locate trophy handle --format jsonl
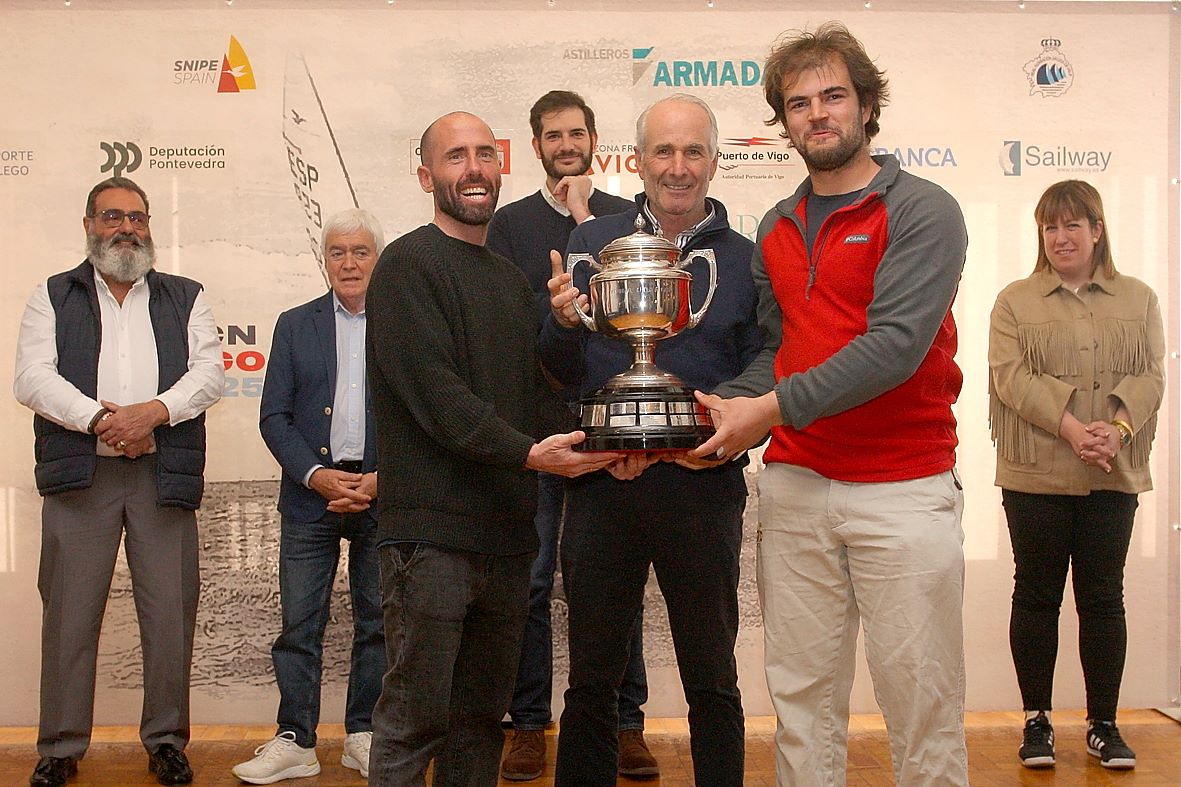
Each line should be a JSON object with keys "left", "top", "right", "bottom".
{"left": 683, "top": 249, "right": 717, "bottom": 329}
{"left": 565, "top": 253, "right": 598, "bottom": 331}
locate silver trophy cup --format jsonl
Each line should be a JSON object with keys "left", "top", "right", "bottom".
{"left": 567, "top": 215, "right": 718, "bottom": 451}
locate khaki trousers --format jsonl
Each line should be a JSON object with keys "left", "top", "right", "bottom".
{"left": 757, "top": 463, "right": 968, "bottom": 787}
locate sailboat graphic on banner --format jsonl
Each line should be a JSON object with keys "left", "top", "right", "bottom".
{"left": 283, "top": 54, "right": 358, "bottom": 286}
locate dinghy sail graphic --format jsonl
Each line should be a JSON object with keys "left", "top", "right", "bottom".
{"left": 283, "top": 54, "right": 358, "bottom": 285}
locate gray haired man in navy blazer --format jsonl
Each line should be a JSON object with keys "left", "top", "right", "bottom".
{"left": 233, "top": 209, "right": 386, "bottom": 785}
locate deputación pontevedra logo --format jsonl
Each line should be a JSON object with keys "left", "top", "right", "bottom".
{"left": 100, "top": 141, "right": 142, "bottom": 177}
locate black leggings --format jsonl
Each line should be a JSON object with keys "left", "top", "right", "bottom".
{"left": 1002, "top": 489, "right": 1138, "bottom": 720}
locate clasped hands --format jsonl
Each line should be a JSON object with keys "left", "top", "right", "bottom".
{"left": 1076, "top": 421, "right": 1123, "bottom": 473}
{"left": 310, "top": 468, "right": 378, "bottom": 513}
{"left": 92, "top": 399, "right": 169, "bottom": 458}
{"left": 1062, "top": 418, "right": 1122, "bottom": 473}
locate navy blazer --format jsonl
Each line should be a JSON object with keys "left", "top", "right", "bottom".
{"left": 260, "top": 291, "right": 377, "bottom": 523}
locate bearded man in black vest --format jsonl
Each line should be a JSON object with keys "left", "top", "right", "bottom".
{"left": 14, "top": 176, "right": 224, "bottom": 787}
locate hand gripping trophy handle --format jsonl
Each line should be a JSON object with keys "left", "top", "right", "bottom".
{"left": 682, "top": 249, "right": 717, "bottom": 329}
{"left": 566, "top": 253, "right": 600, "bottom": 331}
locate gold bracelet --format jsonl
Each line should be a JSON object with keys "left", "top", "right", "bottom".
{"left": 1112, "top": 419, "right": 1134, "bottom": 447}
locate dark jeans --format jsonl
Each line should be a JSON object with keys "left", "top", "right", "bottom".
{"left": 370, "top": 542, "right": 532, "bottom": 786}
{"left": 510, "top": 472, "right": 648, "bottom": 731}
{"left": 1003, "top": 489, "right": 1138, "bottom": 721}
{"left": 555, "top": 468, "right": 746, "bottom": 787}
{"left": 272, "top": 512, "right": 385, "bottom": 748}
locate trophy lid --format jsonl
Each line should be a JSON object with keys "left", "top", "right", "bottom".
{"left": 594, "top": 214, "right": 684, "bottom": 272}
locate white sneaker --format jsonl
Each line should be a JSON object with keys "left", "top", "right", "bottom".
{"left": 342, "top": 731, "right": 371, "bottom": 778}
{"left": 230, "top": 731, "right": 320, "bottom": 784}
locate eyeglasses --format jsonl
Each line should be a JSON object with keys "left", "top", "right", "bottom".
{"left": 93, "top": 208, "right": 150, "bottom": 228}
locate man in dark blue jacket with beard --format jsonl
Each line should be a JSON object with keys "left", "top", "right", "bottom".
{"left": 540, "top": 95, "right": 761, "bottom": 787}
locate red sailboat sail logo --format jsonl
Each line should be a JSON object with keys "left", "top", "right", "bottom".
{"left": 218, "top": 36, "right": 256, "bottom": 93}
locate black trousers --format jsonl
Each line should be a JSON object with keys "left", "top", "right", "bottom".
{"left": 555, "top": 466, "right": 746, "bottom": 787}
{"left": 1002, "top": 489, "right": 1138, "bottom": 720}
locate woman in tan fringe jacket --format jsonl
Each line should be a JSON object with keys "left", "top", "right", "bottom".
{"left": 988, "top": 179, "right": 1165, "bottom": 773}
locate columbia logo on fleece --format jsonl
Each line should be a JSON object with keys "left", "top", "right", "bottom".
{"left": 844, "top": 234, "right": 870, "bottom": 244}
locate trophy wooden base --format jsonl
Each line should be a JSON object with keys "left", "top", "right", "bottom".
{"left": 572, "top": 386, "right": 715, "bottom": 452}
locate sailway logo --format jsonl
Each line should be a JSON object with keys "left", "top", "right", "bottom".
{"left": 173, "top": 35, "right": 255, "bottom": 93}
{"left": 633, "top": 48, "right": 761, "bottom": 87}
{"left": 1023, "top": 39, "right": 1073, "bottom": 98}
{"left": 999, "top": 140, "right": 1111, "bottom": 176}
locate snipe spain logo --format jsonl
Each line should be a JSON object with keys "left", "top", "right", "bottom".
{"left": 217, "top": 35, "right": 256, "bottom": 93}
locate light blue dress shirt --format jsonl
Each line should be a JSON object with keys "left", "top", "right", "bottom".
{"left": 331, "top": 293, "right": 367, "bottom": 462}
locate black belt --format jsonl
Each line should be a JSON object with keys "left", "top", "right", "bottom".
{"left": 332, "top": 460, "right": 364, "bottom": 473}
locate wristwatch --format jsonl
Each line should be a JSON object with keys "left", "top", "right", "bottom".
{"left": 1112, "top": 419, "right": 1134, "bottom": 448}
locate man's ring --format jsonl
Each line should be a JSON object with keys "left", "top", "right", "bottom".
{"left": 117, "top": 440, "right": 127, "bottom": 450}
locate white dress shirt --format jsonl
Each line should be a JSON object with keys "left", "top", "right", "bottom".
{"left": 541, "top": 183, "right": 596, "bottom": 218}
{"left": 13, "top": 268, "right": 224, "bottom": 455}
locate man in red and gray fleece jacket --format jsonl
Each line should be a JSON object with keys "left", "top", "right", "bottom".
{"left": 694, "top": 22, "right": 970, "bottom": 787}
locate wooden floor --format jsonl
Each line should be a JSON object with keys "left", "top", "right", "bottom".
{"left": 2, "top": 710, "right": 1178, "bottom": 785}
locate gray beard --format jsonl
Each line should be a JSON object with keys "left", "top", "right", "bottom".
{"left": 88, "top": 231, "right": 155, "bottom": 283}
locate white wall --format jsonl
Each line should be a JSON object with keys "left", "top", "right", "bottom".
{"left": 0, "top": 0, "right": 1176, "bottom": 725}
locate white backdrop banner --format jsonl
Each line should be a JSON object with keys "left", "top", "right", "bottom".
{"left": 0, "top": 1, "right": 1175, "bottom": 725}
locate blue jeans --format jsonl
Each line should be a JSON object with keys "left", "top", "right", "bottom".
{"left": 370, "top": 542, "right": 533, "bottom": 786}
{"left": 510, "top": 472, "right": 648, "bottom": 731}
{"left": 271, "top": 512, "right": 385, "bottom": 749}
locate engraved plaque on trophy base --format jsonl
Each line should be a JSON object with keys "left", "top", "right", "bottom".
{"left": 574, "top": 384, "right": 715, "bottom": 452}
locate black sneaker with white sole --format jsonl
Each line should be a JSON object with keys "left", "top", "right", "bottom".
{"left": 1018, "top": 712, "right": 1055, "bottom": 768}
{"left": 1086, "top": 720, "right": 1136, "bottom": 769}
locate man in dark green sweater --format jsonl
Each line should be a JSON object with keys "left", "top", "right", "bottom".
{"left": 365, "top": 111, "right": 621, "bottom": 786}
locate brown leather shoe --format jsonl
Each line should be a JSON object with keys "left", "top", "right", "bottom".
{"left": 618, "top": 728, "right": 659, "bottom": 778}
{"left": 501, "top": 728, "right": 546, "bottom": 781}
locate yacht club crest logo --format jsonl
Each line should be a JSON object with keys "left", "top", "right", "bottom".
{"left": 1023, "top": 38, "right": 1073, "bottom": 98}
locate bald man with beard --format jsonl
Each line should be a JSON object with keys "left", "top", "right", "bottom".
{"left": 364, "top": 112, "right": 622, "bottom": 786}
